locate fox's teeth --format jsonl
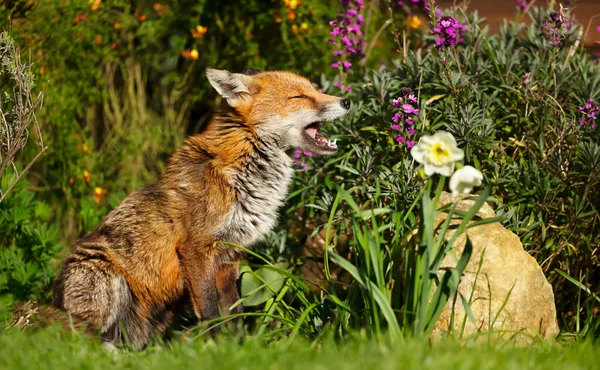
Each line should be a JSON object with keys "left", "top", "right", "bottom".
{"left": 333, "top": 139, "right": 337, "bottom": 146}
{"left": 328, "top": 139, "right": 331, "bottom": 146}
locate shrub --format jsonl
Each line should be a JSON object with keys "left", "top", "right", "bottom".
{"left": 263, "top": 4, "right": 600, "bottom": 338}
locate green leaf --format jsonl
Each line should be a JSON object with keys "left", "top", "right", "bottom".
{"left": 240, "top": 262, "right": 288, "bottom": 307}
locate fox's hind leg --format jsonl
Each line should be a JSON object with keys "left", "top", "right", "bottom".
{"left": 52, "top": 255, "right": 152, "bottom": 350}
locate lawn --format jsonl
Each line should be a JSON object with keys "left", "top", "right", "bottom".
{"left": 1, "top": 327, "right": 599, "bottom": 370}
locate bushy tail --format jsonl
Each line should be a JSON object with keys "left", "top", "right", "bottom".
{"left": 11, "top": 300, "right": 98, "bottom": 337}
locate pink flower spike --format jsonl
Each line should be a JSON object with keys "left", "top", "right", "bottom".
{"left": 294, "top": 149, "right": 302, "bottom": 159}
{"left": 343, "top": 60, "right": 353, "bottom": 69}
{"left": 303, "top": 151, "right": 313, "bottom": 157}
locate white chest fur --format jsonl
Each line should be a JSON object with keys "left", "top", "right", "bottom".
{"left": 215, "top": 145, "right": 293, "bottom": 247}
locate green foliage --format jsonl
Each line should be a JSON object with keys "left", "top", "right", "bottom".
{"left": 269, "top": 5, "right": 600, "bottom": 340}
{"left": 0, "top": 169, "right": 63, "bottom": 306}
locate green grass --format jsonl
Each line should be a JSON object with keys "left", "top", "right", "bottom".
{"left": 1, "top": 326, "right": 599, "bottom": 370}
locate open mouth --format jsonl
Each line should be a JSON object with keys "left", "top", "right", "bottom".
{"left": 304, "top": 121, "right": 338, "bottom": 152}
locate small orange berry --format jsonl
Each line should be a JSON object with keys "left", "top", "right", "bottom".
{"left": 190, "top": 49, "right": 199, "bottom": 60}
{"left": 83, "top": 170, "right": 91, "bottom": 182}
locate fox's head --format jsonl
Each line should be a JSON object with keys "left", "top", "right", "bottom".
{"left": 206, "top": 68, "right": 350, "bottom": 155}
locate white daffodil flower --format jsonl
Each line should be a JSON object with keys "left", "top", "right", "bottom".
{"left": 410, "top": 131, "right": 464, "bottom": 177}
{"left": 449, "top": 165, "right": 483, "bottom": 196}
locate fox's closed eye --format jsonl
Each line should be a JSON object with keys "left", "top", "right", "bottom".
{"left": 289, "top": 94, "right": 308, "bottom": 99}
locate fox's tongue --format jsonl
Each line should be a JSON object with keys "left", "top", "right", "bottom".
{"left": 306, "top": 126, "right": 318, "bottom": 139}
{"left": 304, "top": 123, "right": 338, "bottom": 151}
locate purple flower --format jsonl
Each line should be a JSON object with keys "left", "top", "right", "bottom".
{"left": 543, "top": 10, "right": 571, "bottom": 47}
{"left": 516, "top": 0, "right": 528, "bottom": 10}
{"left": 396, "top": 0, "right": 434, "bottom": 14}
{"left": 402, "top": 104, "right": 419, "bottom": 115}
{"left": 328, "top": 0, "right": 366, "bottom": 91}
{"left": 391, "top": 88, "right": 420, "bottom": 148}
{"left": 578, "top": 98, "right": 599, "bottom": 129}
{"left": 293, "top": 151, "right": 314, "bottom": 170}
{"left": 432, "top": 16, "right": 466, "bottom": 51}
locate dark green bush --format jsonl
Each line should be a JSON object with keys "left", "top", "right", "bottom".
{"left": 276, "top": 5, "right": 599, "bottom": 338}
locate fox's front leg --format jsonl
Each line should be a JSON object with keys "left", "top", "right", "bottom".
{"left": 179, "top": 243, "right": 220, "bottom": 321}
{"left": 216, "top": 262, "right": 243, "bottom": 316}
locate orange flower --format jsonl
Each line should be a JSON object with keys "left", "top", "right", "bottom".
{"left": 68, "top": 177, "right": 75, "bottom": 185}
{"left": 181, "top": 49, "right": 199, "bottom": 60}
{"left": 408, "top": 15, "right": 422, "bottom": 29}
{"left": 81, "top": 143, "right": 93, "bottom": 153}
{"left": 283, "top": 0, "right": 301, "bottom": 10}
{"left": 74, "top": 12, "right": 88, "bottom": 24}
{"left": 190, "top": 25, "right": 208, "bottom": 39}
{"left": 113, "top": 22, "right": 121, "bottom": 30}
{"left": 94, "top": 36, "right": 103, "bottom": 45}
{"left": 94, "top": 187, "right": 107, "bottom": 203}
{"left": 39, "top": 66, "right": 45, "bottom": 74}
{"left": 292, "top": 24, "right": 299, "bottom": 35}
{"left": 287, "top": 11, "right": 296, "bottom": 21}
{"left": 83, "top": 170, "right": 91, "bottom": 182}
{"left": 109, "top": 43, "right": 118, "bottom": 51}
{"left": 138, "top": 15, "right": 146, "bottom": 22}
{"left": 89, "top": 0, "right": 101, "bottom": 12}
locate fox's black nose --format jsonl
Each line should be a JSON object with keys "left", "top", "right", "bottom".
{"left": 340, "top": 99, "right": 351, "bottom": 110}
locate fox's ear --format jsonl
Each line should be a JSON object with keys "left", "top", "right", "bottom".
{"left": 206, "top": 68, "right": 252, "bottom": 105}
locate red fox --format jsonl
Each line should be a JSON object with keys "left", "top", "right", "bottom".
{"left": 42, "top": 68, "right": 349, "bottom": 349}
